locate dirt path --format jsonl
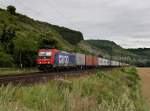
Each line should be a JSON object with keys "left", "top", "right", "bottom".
{"left": 138, "top": 67, "right": 150, "bottom": 105}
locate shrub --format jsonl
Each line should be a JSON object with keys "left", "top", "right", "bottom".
{"left": 7, "top": 5, "right": 16, "bottom": 15}
{"left": 0, "top": 51, "right": 14, "bottom": 67}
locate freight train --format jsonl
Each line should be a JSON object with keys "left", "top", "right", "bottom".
{"left": 36, "top": 48, "right": 128, "bottom": 71}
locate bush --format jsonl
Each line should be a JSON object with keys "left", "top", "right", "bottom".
{"left": 0, "top": 51, "right": 14, "bottom": 67}
{"left": 7, "top": 5, "right": 16, "bottom": 15}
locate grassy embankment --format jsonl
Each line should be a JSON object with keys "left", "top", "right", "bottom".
{"left": 0, "top": 68, "right": 38, "bottom": 76}
{"left": 0, "top": 67, "right": 149, "bottom": 111}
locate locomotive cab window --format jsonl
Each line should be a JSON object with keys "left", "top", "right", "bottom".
{"left": 38, "top": 51, "right": 52, "bottom": 59}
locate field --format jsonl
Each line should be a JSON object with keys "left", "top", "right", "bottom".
{"left": 138, "top": 67, "right": 150, "bottom": 106}
{"left": 0, "top": 67, "right": 149, "bottom": 111}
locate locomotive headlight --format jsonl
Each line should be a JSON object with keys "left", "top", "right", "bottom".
{"left": 48, "top": 62, "right": 50, "bottom": 64}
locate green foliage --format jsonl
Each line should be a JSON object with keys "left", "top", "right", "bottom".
{"left": 12, "top": 32, "right": 39, "bottom": 67}
{"left": 122, "top": 67, "right": 140, "bottom": 90}
{"left": 7, "top": 5, "right": 16, "bottom": 15}
{"left": 13, "top": 32, "right": 38, "bottom": 52}
{"left": 0, "top": 7, "right": 84, "bottom": 67}
{"left": 38, "top": 32, "right": 58, "bottom": 49}
{"left": 79, "top": 40, "right": 150, "bottom": 66}
{"left": 1, "top": 6, "right": 150, "bottom": 67}
{"left": 122, "top": 67, "right": 137, "bottom": 75}
{"left": 0, "top": 68, "right": 149, "bottom": 111}
{"left": 128, "top": 48, "right": 150, "bottom": 59}
{"left": 128, "top": 48, "right": 150, "bottom": 66}
{"left": 53, "top": 26, "right": 84, "bottom": 45}
{"left": 79, "top": 39, "right": 136, "bottom": 61}
{"left": 0, "top": 51, "right": 14, "bottom": 67}
{"left": 0, "top": 25, "right": 15, "bottom": 53}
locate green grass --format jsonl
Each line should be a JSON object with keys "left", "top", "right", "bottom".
{"left": 0, "top": 67, "right": 149, "bottom": 111}
{"left": 0, "top": 68, "right": 39, "bottom": 76}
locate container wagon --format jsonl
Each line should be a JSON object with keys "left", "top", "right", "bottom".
{"left": 85, "top": 55, "right": 93, "bottom": 67}
{"left": 75, "top": 53, "right": 85, "bottom": 69}
{"left": 92, "top": 56, "right": 98, "bottom": 67}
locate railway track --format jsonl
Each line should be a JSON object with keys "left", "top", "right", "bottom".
{"left": 0, "top": 69, "right": 98, "bottom": 86}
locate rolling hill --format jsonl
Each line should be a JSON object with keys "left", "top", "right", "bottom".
{"left": 0, "top": 6, "right": 149, "bottom": 67}
{"left": 0, "top": 7, "right": 83, "bottom": 67}
{"left": 128, "top": 48, "right": 150, "bottom": 59}
{"left": 128, "top": 48, "right": 150, "bottom": 66}
{"left": 78, "top": 40, "right": 148, "bottom": 66}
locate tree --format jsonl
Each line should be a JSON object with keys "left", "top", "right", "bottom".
{"left": 7, "top": 5, "right": 16, "bottom": 15}
{"left": 39, "top": 33, "right": 58, "bottom": 49}
{"left": 0, "top": 26, "right": 15, "bottom": 53}
{"left": 0, "top": 51, "right": 14, "bottom": 67}
{"left": 13, "top": 32, "right": 38, "bottom": 68}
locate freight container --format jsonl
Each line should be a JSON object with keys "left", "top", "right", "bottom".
{"left": 54, "top": 51, "right": 76, "bottom": 66}
{"left": 112, "top": 60, "right": 119, "bottom": 66}
{"left": 100, "top": 58, "right": 105, "bottom": 66}
{"left": 116, "top": 61, "right": 120, "bottom": 66}
{"left": 119, "top": 62, "right": 122, "bottom": 66}
{"left": 107, "top": 59, "right": 111, "bottom": 66}
{"left": 92, "top": 56, "right": 98, "bottom": 66}
{"left": 75, "top": 53, "right": 85, "bottom": 66}
{"left": 100, "top": 58, "right": 110, "bottom": 66}
{"left": 103, "top": 58, "right": 107, "bottom": 66}
{"left": 113, "top": 61, "right": 117, "bottom": 66}
{"left": 85, "top": 55, "right": 93, "bottom": 66}
{"left": 98, "top": 57, "right": 102, "bottom": 66}
{"left": 111, "top": 60, "right": 115, "bottom": 66}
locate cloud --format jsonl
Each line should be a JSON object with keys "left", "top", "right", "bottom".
{"left": 1, "top": 0, "right": 150, "bottom": 48}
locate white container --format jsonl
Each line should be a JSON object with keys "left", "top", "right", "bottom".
{"left": 75, "top": 53, "right": 85, "bottom": 66}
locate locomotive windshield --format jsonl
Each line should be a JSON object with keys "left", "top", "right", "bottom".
{"left": 38, "top": 51, "right": 51, "bottom": 59}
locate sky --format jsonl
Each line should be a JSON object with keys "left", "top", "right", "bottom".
{"left": 1, "top": 0, "right": 150, "bottom": 48}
